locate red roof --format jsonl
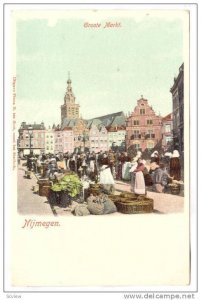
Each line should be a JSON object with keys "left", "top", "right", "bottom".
{"left": 162, "top": 113, "right": 172, "bottom": 121}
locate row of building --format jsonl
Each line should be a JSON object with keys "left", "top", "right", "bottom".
{"left": 18, "top": 64, "right": 183, "bottom": 157}
{"left": 18, "top": 116, "right": 126, "bottom": 155}
{"left": 18, "top": 109, "right": 172, "bottom": 156}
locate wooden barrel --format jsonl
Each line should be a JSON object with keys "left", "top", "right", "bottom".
{"left": 38, "top": 179, "right": 51, "bottom": 197}
{"left": 39, "top": 185, "right": 51, "bottom": 197}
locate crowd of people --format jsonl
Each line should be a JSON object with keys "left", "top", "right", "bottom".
{"left": 24, "top": 148, "right": 182, "bottom": 195}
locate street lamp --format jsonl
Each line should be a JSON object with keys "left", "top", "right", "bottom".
{"left": 78, "top": 130, "right": 89, "bottom": 153}
{"left": 28, "top": 125, "right": 33, "bottom": 155}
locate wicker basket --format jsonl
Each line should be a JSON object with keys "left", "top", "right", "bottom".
{"left": 89, "top": 183, "right": 101, "bottom": 189}
{"left": 116, "top": 198, "right": 154, "bottom": 214}
{"left": 120, "top": 192, "right": 135, "bottom": 198}
{"left": 119, "top": 192, "right": 139, "bottom": 201}
{"left": 170, "top": 184, "right": 181, "bottom": 195}
{"left": 88, "top": 188, "right": 101, "bottom": 196}
{"left": 108, "top": 194, "right": 122, "bottom": 203}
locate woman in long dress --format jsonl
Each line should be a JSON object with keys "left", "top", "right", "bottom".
{"left": 99, "top": 154, "right": 115, "bottom": 194}
{"left": 130, "top": 158, "right": 146, "bottom": 195}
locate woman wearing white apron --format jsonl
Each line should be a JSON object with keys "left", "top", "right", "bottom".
{"left": 130, "top": 158, "right": 146, "bottom": 195}
{"left": 99, "top": 154, "right": 115, "bottom": 194}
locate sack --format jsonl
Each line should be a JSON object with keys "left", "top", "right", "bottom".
{"left": 73, "top": 204, "right": 90, "bottom": 216}
{"left": 87, "top": 201, "right": 104, "bottom": 215}
{"left": 103, "top": 198, "right": 117, "bottom": 214}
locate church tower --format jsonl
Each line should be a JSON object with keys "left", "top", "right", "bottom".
{"left": 61, "top": 74, "right": 80, "bottom": 124}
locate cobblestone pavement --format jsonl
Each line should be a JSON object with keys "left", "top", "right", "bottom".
{"left": 18, "top": 163, "right": 54, "bottom": 215}
{"left": 17, "top": 163, "right": 184, "bottom": 216}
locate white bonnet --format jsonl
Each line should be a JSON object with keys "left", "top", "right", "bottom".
{"left": 172, "top": 150, "right": 180, "bottom": 158}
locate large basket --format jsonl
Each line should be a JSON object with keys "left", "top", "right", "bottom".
{"left": 116, "top": 198, "right": 154, "bottom": 214}
{"left": 119, "top": 192, "right": 139, "bottom": 201}
{"left": 88, "top": 183, "right": 102, "bottom": 196}
{"left": 88, "top": 188, "right": 101, "bottom": 196}
{"left": 89, "top": 183, "right": 101, "bottom": 189}
{"left": 108, "top": 194, "right": 122, "bottom": 203}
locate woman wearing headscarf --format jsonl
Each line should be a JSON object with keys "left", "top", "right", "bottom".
{"left": 169, "top": 150, "right": 181, "bottom": 181}
{"left": 152, "top": 163, "right": 169, "bottom": 193}
{"left": 150, "top": 150, "right": 160, "bottom": 165}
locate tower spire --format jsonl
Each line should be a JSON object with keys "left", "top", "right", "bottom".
{"left": 67, "top": 71, "right": 71, "bottom": 85}
{"left": 61, "top": 74, "right": 80, "bottom": 123}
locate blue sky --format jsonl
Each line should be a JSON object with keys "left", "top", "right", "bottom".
{"left": 15, "top": 9, "right": 187, "bottom": 128}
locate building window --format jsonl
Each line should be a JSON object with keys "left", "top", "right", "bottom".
{"left": 140, "top": 109, "right": 145, "bottom": 115}
{"left": 166, "top": 136, "right": 173, "bottom": 144}
{"left": 134, "top": 144, "right": 140, "bottom": 149}
{"left": 147, "top": 119, "right": 153, "bottom": 125}
{"left": 165, "top": 125, "right": 171, "bottom": 133}
{"left": 133, "top": 130, "right": 140, "bottom": 139}
{"left": 134, "top": 120, "right": 139, "bottom": 125}
{"left": 146, "top": 130, "right": 155, "bottom": 139}
{"left": 147, "top": 142, "right": 154, "bottom": 149}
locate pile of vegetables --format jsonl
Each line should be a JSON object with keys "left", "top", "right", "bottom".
{"left": 51, "top": 174, "right": 83, "bottom": 198}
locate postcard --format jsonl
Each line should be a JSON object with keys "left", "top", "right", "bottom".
{"left": 2, "top": 1, "right": 199, "bottom": 298}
